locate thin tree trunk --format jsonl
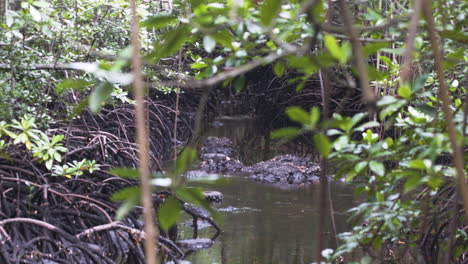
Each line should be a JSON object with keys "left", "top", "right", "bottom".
{"left": 422, "top": 0, "right": 468, "bottom": 221}
{"left": 129, "top": 0, "right": 159, "bottom": 263}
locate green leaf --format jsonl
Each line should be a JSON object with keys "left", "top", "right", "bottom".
{"left": 175, "top": 187, "right": 205, "bottom": 205}
{"left": 148, "top": 25, "right": 190, "bottom": 61}
{"left": 363, "top": 42, "right": 391, "bottom": 57}
{"left": 398, "top": 85, "right": 412, "bottom": 99}
{"left": 354, "top": 161, "right": 368, "bottom": 173}
{"left": 174, "top": 147, "right": 197, "bottom": 176}
{"left": 112, "top": 186, "right": 141, "bottom": 201}
{"left": 56, "top": 78, "right": 91, "bottom": 94}
{"left": 140, "top": 14, "right": 178, "bottom": 29}
{"left": 439, "top": 30, "right": 468, "bottom": 42}
{"left": 324, "top": 34, "right": 342, "bottom": 62}
{"left": 404, "top": 175, "right": 424, "bottom": 193}
{"left": 211, "top": 30, "right": 234, "bottom": 50}
{"left": 203, "top": 35, "right": 216, "bottom": 53}
{"left": 158, "top": 196, "right": 182, "bottom": 230}
{"left": 333, "top": 135, "right": 349, "bottom": 151}
{"left": 260, "top": 0, "right": 282, "bottom": 26}
{"left": 273, "top": 61, "right": 286, "bottom": 77}
{"left": 271, "top": 127, "right": 301, "bottom": 139}
{"left": 115, "top": 197, "right": 139, "bottom": 221}
{"left": 29, "top": 6, "right": 41, "bottom": 22}
{"left": 314, "top": 133, "right": 332, "bottom": 158}
{"left": 309, "top": 107, "right": 320, "bottom": 128}
{"left": 89, "top": 82, "right": 114, "bottom": 112}
{"left": 234, "top": 75, "right": 245, "bottom": 94}
{"left": 369, "top": 161, "right": 385, "bottom": 176}
{"left": 407, "top": 160, "right": 426, "bottom": 170}
{"left": 286, "top": 106, "right": 309, "bottom": 125}
{"left": 110, "top": 167, "right": 139, "bottom": 179}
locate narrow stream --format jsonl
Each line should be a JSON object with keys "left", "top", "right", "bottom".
{"left": 178, "top": 117, "right": 355, "bottom": 263}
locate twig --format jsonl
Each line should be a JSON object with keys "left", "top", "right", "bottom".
{"left": 400, "top": 0, "right": 423, "bottom": 83}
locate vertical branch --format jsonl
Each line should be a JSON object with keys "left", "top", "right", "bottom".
{"left": 129, "top": 1, "right": 159, "bottom": 263}
{"left": 400, "top": 0, "right": 423, "bottom": 84}
{"left": 338, "top": 0, "right": 377, "bottom": 114}
{"left": 422, "top": 0, "right": 468, "bottom": 220}
{"left": 173, "top": 49, "right": 182, "bottom": 161}
{"left": 315, "top": 70, "right": 332, "bottom": 262}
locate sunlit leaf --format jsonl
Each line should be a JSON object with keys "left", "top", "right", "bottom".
{"left": 286, "top": 106, "right": 309, "bottom": 125}
{"left": 273, "top": 61, "right": 286, "bottom": 77}
{"left": 89, "top": 82, "right": 114, "bottom": 112}
{"left": 56, "top": 78, "right": 92, "bottom": 94}
{"left": 140, "top": 14, "right": 177, "bottom": 29}
{"left": 174, "top": 147, "right": 197, "bottom": 176}
{"left": 398, "top": 85, "right": 412, "bottom": 100}
{"left": 271, "top": 127, "right": 301, "bottom": 139}
{"left": 369, "top": 161, "right": 385, "bottom": 176}
{"left": 203, "top": 35, "right": 216, "bottom": 53}
{"left": 260, "top": 0, "right": 282, "bottom": 26}
{"left": 314, "top": 133, "right": 332, "bottom": 158}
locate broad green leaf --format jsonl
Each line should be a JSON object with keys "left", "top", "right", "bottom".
{"left": 158, "top": 196, "right": 182, "bottom": 230}
{"left": 410, "top": 74, "right": 429, "bottom": 92}
{"left": 427, "top": 175, "right": 443, "bottom": 189}
{"left": 314, "top": 133, "right": 332, "bottom": 158}
{"left": 363, "top": 42, "right": 391, "bottom": 57}
{"left": 333, "top": 135, "right": 349, "bottom": 151}
{"left": 29, "top": 6, "right": 41, "bottom": 22}
{"left": 271, "top": 127, "right": 301, "bottom": 139}
{"left": 407, "top": 160, "right": 426, "bottom": 170}
{"left": 355, "top": 161, "right": 368, "bottom": 173}
{"left": 398, "top": 85, "right": 412, "bottom": 99}
{"left": 56, "top": 78, "right": 91, "bottom": 94}
{"left": 354, "top": 121, "right": 380, "bottom": 132}
{"left": 286, "top": 106, "right": 309, "bottom": 125}
{"left": 404, "top": 175, "right": 424, "bottom": 193}
{"left": 175, "top": 187, "right": 205, "bottom": 205}
{"left": 110, "top": 167, "right": 139, "bottom": 179}
{"left": 140, "top": 14, "right": 177, "bottom": 29}
{"left": 89, "top": 82, "right": 114, "bottom": 112}
{"left": 273, "top": 61, "right": 286, "bottom": 77}
{"left": 369, "top": 161, "right": 385, "bottom": 176}
{"left": 115, "top": 199, "right": 139, "bottom": 221}
{"left": 203, "top": 35, "right": 216, "bottom": 53}
{"left": 174, "top": 147, "right": 197, "bottom": 176}
{"left": 234, "top": 75, "right": 245, "bottom": 94}
{"left": 309, "top": 107, "right": 320, "bottom": 128}
{"left": 439, "top": 30, "right": 468, "bottom": 42}
{"left": 148, "top": 25, "right": 190, "bottom": 61}
{"left": 260, "top": 0, "right": 282, "bottom": 26}
{"left": 211, "top": 30, "right": 234, "bottom": 49}
{"left": 112, "top": 186, "right": 141, "bottom": 201}
{"left": 324, "top": 34, "right": 342, "bottom": 62}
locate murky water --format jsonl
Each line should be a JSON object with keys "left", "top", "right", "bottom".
{"left": 176, "top": 117, "right": 355, "bottom": 264}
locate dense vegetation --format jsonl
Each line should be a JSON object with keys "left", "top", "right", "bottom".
{"left": 0, "top": 0, "right": 467, "bottom": 263}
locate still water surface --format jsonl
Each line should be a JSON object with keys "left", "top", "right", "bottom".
{"left": 179, "top": 117, "right": 355, "bottom": 264}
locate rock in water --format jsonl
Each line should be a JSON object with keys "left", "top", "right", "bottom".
{"left": 242, "top": 154, "right": 321, "bottom": 185}
{"left": 200, "top": 136, "right": 236, "bottom": 156}
{"left": 176, "top": 238, "right": 214, "bottom": 250}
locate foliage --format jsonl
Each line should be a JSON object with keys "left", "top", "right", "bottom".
{"left": 0, "top": 116, "right": 98, "bottom": 177}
